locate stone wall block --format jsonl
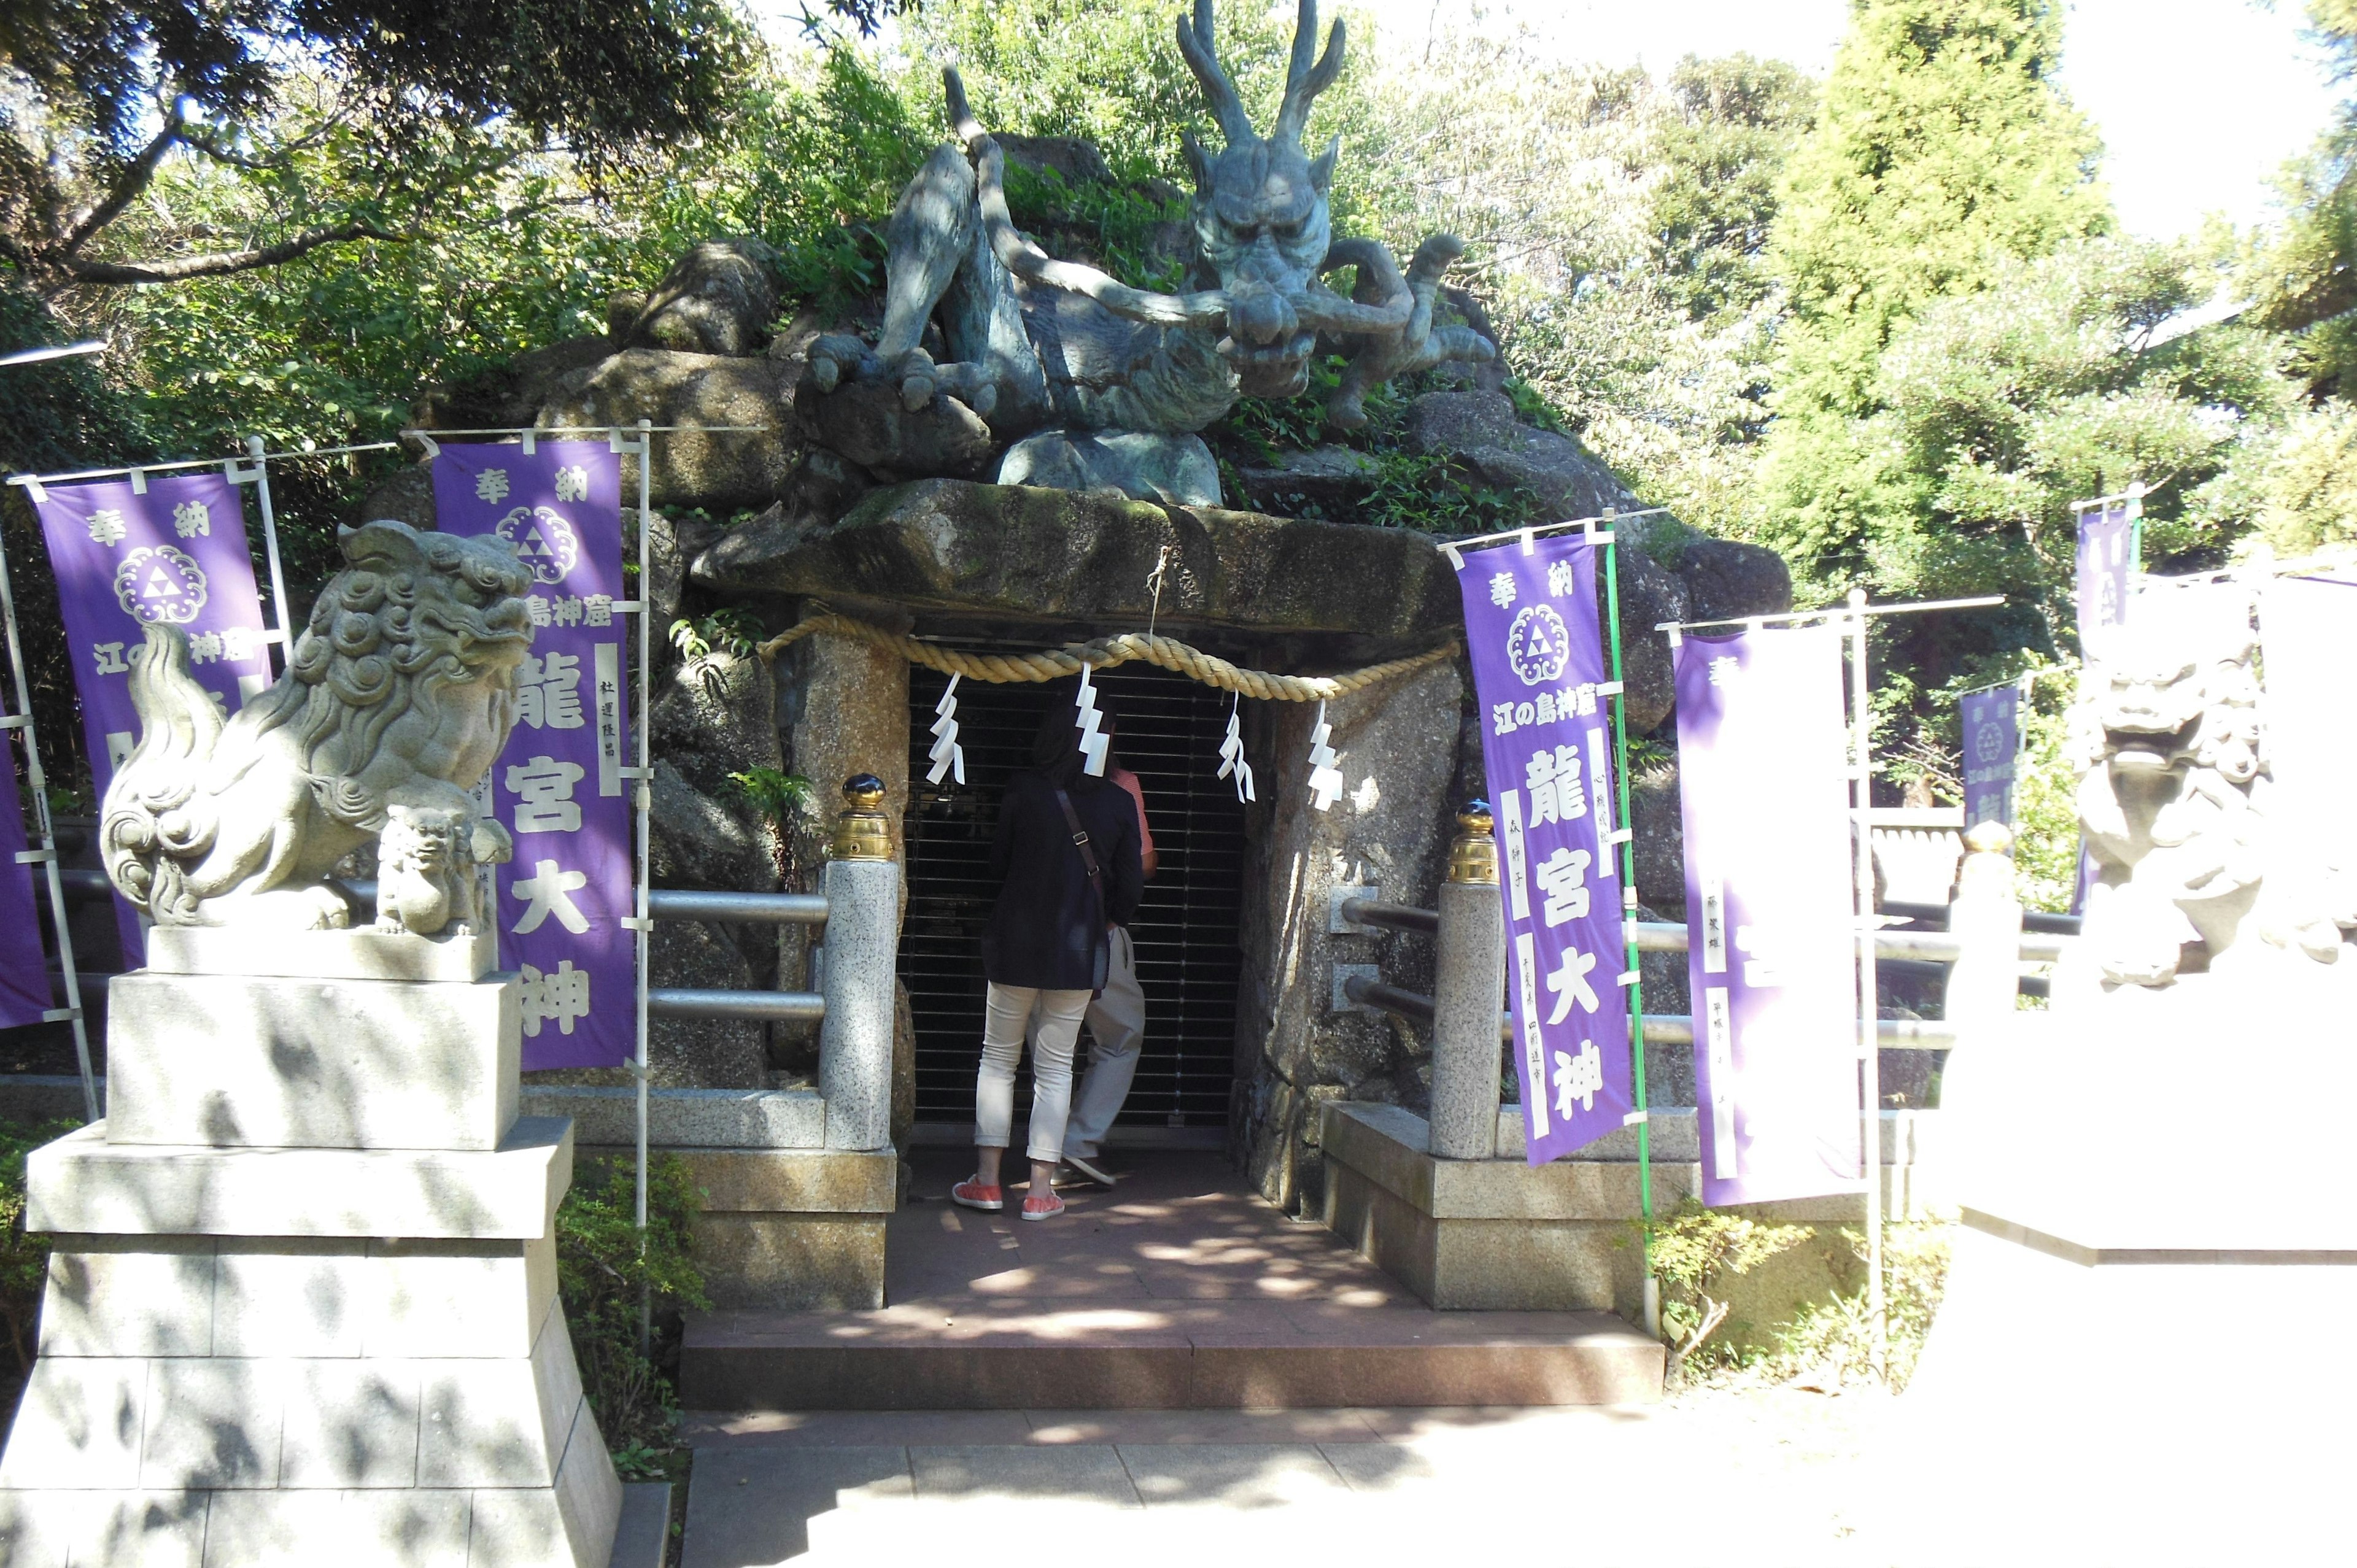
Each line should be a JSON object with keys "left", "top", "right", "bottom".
{"left": 211, "top": 1239, "right": 367, "bottom": 1357}
{"left": 140, "top": 1358, "right": 290, "bottom": 1489}
{"left": 201, "top": 1488, "right": 474, "bottom": 1567}
{"left": 0, "top": 1356, "right": 147, "bottom": 1488}
{"left": 39, "top": 1236, "right": 217, "bottom": 1358}
{"left": 359, "top": 1237, "right": 557, "bottom": 1361}
{"left": 464, "top": 1403, "right": 624, "bottom": 1568}
{"left": 276, "top": 1360, "right": 424, "bottom": 1488}
{"left": 414, "top": 1300, "right": 582, "bottom": 1488}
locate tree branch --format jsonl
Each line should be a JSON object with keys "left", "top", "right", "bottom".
{"left": 63, "top": 110, "right": 188, "bottom": 257}
{"left": 64, "top": 220, "right": 408, "bottom": 284}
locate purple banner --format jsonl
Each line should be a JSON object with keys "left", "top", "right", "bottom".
{"left": 1454, "top": 536, "right": 1633, "bottom": 1165}
{"left": 1959, "top": 684, "right": 2019, "bottom": 828}
{"left": 0, "top": 743, "right": 52, "bottom": 1030}
{"left": 1674, "top": 625, "right": 1864, "bottom": 1207}
{"left": 31, "top": 473, "right": 273, "bottom": 965}
{"left": 431, "top": 441, "right": 633, "bottom": 1070}
{"left": 2075, "top": 501, "right": 2133, "bottom": 635}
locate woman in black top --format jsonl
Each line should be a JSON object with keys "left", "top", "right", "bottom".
{"left": 953, "top": 695, "right": 1144, "bottom": 1221}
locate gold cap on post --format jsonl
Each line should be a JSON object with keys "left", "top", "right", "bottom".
{"left": 1447, "top": 799, "right": 1499, "bottom": 886}
{"left": 831, "top": 773, "right": 893, "bottom": 862}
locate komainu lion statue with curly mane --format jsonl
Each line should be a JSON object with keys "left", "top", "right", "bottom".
{"left": 101, "top": 519, "right": 534, "bottom": 932}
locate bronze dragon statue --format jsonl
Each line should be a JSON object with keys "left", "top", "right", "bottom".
{"left": 801, "top": 0, "right": 1495, "bottom": 506}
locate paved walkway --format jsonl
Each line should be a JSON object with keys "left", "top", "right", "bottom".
{"left": 676, "top": 1394, "right": 1892, "bottom": 1566}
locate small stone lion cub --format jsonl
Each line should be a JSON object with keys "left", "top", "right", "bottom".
{"left": 373, "top": 805, "right": 481, "bottom": 938}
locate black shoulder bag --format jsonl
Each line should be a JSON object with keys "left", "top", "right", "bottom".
{"left": 1053, "top": 786, "right": 1112, "bottom": 996}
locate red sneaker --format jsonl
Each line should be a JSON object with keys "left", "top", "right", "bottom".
{"left": 951, "top": 1178, "right": 1003, "bottom": 1211}
{"left": 1020, "top": 1189, "right": 1065, "bottom": 1222}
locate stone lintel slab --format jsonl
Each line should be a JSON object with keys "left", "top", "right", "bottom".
{"left": 26, "top": 1118, "right": 573, "bottom": 1240}
{"left": 106, "top": 971, "right": 519, "bottom": 1151}
{"left": 144, "top": 924, "right": 497, "bottom": 983}
{"left": 690, "top": 477, "right": 1461, "bottom": 647}
{"left": 1960, "top": 1205, "right": 2357, "bottom": 1265}
{"left": 519, "top": 1085, "right": 824, "bottom": 1149}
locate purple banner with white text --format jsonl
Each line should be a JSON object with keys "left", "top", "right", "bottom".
{"left": 1674, "top": 625, "right": 1864, "bottom": 1207}
{"left": 0, "top": 743, "right": 52, "bottom": 1029}
{"left": 1455, "top": 536, "right": 1632, "bottom": 1165}
{"left": 1960, "top": 684, "right": 2019, "bottom": 829}
{"left": 2075, "top": 501, "right": 2134, "bottom": 637}
{"left": 432, "top": 441, "right": 633, "bottom": 1070}
{"left": 31, "top": 472, "right": 273, "bottom": 966}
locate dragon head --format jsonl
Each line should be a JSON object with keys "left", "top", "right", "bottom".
{"left": 1175, "top": 0, "right": 1342, "bottom": 396}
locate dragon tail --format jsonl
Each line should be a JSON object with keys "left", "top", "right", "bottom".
{"left": 99, "top": 622, "right": 225, "bottom": 919}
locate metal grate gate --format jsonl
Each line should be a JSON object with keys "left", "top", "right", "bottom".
{"left": 900, "top": 665, "right": 1245, "bottom": 1128}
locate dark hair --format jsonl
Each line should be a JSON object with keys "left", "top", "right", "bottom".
{"left": 1029, "top": 686, "right": 1118, "bottom": 788}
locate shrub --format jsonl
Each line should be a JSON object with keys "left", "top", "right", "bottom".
{"left": 555, "top": 1153, "right": 710, "bottom": 1469}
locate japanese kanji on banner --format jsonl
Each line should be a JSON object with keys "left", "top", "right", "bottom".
{"left": 29, "top": 473, "right": 273, "bottom": 967}
{"left": 1959, "top": 684, "right": 2019, "bottom": 829}
{"left": 1454, "top": 536, "right": 1633, "bottom": 1165}
{"left": 431, "top": 441, "right": 633, "bottom": 1070}
{"left": 1674, "top": 624, "right": 1864, "bottom": 1207}
{"left": 2072, "top": 500, "right": 2135, "bottom": 911}
{"left": 0, "top": 746, "right": 53, "bottom": 1030}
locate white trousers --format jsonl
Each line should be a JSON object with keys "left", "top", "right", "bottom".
{"left": 976, "top": 981, "right": 1091, "bottom": 1163}
{"left": 1058, "top": 926, "right": 1147, "bottom": 1159}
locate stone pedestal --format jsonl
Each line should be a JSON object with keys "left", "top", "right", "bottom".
{"left": 1892, "top": 954, "right": 2357, "bottom": 1560}
{"left": 0, "top": 934, "right": 621, "bottom": 1568}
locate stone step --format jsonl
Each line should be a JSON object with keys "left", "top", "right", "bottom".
{"left": 681, "top": 1303, "right": 1657, "bottom": 1410}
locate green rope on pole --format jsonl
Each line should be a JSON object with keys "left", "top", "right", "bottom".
{"left": 1602, "top": 520, "right": 1656, "bottom": 1295}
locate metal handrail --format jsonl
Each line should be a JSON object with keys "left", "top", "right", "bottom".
{"left": 1884, "top": 897, "right": 2082, "bottom": 937}
{"left": 649, "top": 989, "right": 823, "bottom": 1022}
{"left": 60, "top": 870, "right": 830, "bottom": 926}
{"left": 1345, "top": 972, "right": 1958, "bottom": 1048}
{"left": 1339, "top": 897, "right": 1440, "bottom": 935}
{"left": 1630, "top": 919, "right": 2064, "bottom": 964}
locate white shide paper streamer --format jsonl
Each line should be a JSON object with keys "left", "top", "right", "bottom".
{"left": 1075, "top": 663, "right": 1110, "bottom": 777}
{"left": 926, "top": 673, "right": 966, "bottom": 786}
{"left": 1216, "top": 693, "right": 1256, "bottom": 802}
{"left": 1307, "top": 700, "right": 1343, "bottom": 811}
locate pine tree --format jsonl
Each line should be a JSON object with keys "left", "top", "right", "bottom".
{"left": 1754, "top": 0, "right": 2111, "bottom": 595}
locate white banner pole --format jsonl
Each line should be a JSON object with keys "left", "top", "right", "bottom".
{"left": 242, "top": 438, "right": 295, "bottom": 672}
{"left": 0, "top": 527, "right": 99, "bottom": 1121}
{"left": 632, "top": 420, "right": 654, "bottom": 1354}
{"left": 1846, "top": 587, "right": 1887, "bottom": 1379}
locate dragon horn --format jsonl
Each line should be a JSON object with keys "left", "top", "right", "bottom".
{"left": 1275, "top": 0, "right": 1345, "bottom": 146}
{"left": 1174, "top": 0, "right": 1255, "bottom": 147}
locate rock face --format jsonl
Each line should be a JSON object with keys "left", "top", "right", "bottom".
{"left": 1404, "top": 390, "right": 1642, "bottom": 520}
{"left": 538, "top": 350, "right": 797, "bottom": 512}
{"left": 694, "top": 478, "right": 1461, "bottom": 649}
{"left": 624, "top": 239, "right": 781, "bottom": 357}
{"left": 644, "top": 649, "right": 787, "bottom": 1089}
{"left": 1233, "top": 660, "right": 1463, "bottom": 1218}
{"left": 1227, "top": 444, "right": 1381, "bottom": 517}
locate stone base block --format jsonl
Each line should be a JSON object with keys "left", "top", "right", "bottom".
{"left": 0, "top": 1296, "right": 619, "bottom": 1566}
{"left": 584, "top": 1145, "right": 894, "bottom": 1310}
{"left": 1884, "top": 1221, "right": 2357, "bottom": 1562}
{"left": 1322, "top": 1103, "right": 1931, "bottom": 1335}
{"left": 106, "top": 971, "right": 519, "bottom": 1150}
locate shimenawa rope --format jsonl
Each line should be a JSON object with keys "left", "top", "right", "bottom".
{"left": 754, "top": 608, "right": 1458, "bottom": 703}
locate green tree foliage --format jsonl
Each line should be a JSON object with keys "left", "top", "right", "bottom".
{"left": 2243, "top": 1, "right": 2357, "bottom": 392}
{"left": 1, "top": 0, "right": 757, "bottom": 293}
{"left": 1755, "top": 0, "right": 2111, "bottom": 596}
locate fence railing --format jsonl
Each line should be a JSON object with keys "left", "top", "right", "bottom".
{"left": 1339, "top": 843, "right": 2053, "bottom": 1159}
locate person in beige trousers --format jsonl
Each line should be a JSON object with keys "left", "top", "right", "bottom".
{"left": 1053, "top": 724, "right": 1156, "bottom": 1186}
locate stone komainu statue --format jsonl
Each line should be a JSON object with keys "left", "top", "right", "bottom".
{"left": 2073, "top": 592, "right": 2353, "bottom": 985}
{"left": 803, "top": 0, "right": 1494, "bottom": 506}
{"left": 102, "top": 519, "right": 533, "bottom": 932}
